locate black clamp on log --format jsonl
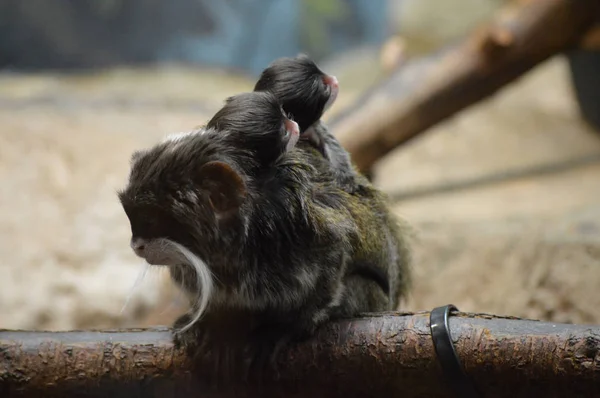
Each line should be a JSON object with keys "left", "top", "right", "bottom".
{"left": 429, "top": 304, "right": 480, "bottom": 398}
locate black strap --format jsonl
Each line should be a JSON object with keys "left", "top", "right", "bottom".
{"left": 429, "top": 304, "right": 480, "bottom": 398}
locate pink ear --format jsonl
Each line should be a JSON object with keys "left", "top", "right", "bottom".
{"left": 198, "top": 161, "right": 246, "bottom": 215}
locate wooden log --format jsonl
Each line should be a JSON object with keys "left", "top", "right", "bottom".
{"left": 1, "top": 311, "right": 600, "bottom": 397}
{"left": 331, "top": 0, "right": 600, "bottom": 174}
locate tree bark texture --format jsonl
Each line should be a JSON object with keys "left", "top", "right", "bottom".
{"left": 331, "top": 0, "right": 600, "bottom": 174}
{"left": 1, "top": 311, "right": 600, "bottom": 398}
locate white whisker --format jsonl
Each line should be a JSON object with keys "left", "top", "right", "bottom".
{"left": 120, "top": 261, "right": 150, "bottom": 315}
{"left": 169, "top": 241, "right": 214, "bottom": 333}
{"left": 159, "top": 265, "right": 185, "bottom": 316}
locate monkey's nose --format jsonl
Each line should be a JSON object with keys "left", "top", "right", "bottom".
{"left": 130, "top": 237, "right": 146, "bottom": 257}
{"left": 284, "top": 119, "right": 300, "bottom": 137}
{"left": 323, "top": 75, "right": 338, "bottom": 89}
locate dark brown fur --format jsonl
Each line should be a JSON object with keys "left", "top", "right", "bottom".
{"left": 119, "top": 71, "right": 412, "bottom": 384}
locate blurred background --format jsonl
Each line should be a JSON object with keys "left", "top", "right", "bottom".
{"left": 1, "top": 0, "right": 599, "bottom": 331}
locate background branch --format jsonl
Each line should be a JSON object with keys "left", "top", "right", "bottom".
{"left": 331, "top": 0, "right": 600, "bottom": 174}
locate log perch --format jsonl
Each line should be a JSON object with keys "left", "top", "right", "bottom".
{"left": 331, "top": 0, "right": 600, "bottom": 174}
{"left": 1, "top": 311, "right": 600, "bottom": 397}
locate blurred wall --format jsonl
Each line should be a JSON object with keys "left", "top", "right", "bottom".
{"left": 0, "top": 0, "right": 388, "bottom": 75}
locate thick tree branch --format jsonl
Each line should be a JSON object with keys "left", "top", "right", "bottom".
{"left": 1, "top": 312, "right": 600, "bottom": 397}
{"left": 331, "top": 0, "right": 600, "bottom": 174}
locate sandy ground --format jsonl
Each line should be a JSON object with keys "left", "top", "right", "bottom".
{"left": 0, "top": 53, "right": 599, "bottom": 331}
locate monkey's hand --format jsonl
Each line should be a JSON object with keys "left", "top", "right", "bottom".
{"left": 172, "top": 313, "right": 209, "bottom": 354}
{"left": 243, "top": 316, "right": 322, "bottom": 383}
{"left": 172, "top": 313, "right": 246, "bottom": 385}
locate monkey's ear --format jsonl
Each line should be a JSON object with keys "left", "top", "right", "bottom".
{"left": 198, "top": 161, "right": 246, "bottom": 216}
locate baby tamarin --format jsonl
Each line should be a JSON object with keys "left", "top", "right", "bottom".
{"left": 253, "top": 54, "right": 412, "bottom": 313}
{"left": 253, "top": 54, "right": 360, "bottom": 192}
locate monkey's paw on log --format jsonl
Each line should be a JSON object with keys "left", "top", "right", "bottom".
{"left": 2, "top": 312, "right": 600, "bottom": 397}
{"left": 171, "top": 311, "right": 311, "bottom": 386}
{"left": 171, "top": 312, "right": 255, "bottom": 386}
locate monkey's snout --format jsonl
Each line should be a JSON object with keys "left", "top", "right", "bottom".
{"left": 323, "top": 74, "right": 339, "bottom": 113}
{"left": 323, "top": 75, "right": 338, "bottom": 90}
{"left": 130, "top": 237, "right": 146, "bottom": 257}
{"left": 284, "top": 119, "right": 300, "bottom": 138}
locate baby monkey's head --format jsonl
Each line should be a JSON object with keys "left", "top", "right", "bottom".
{"left": 207, "top": 91, "right": 300, "bottom": 168}
{"left": 254, "top": 54, "right": 339, "bottom": 132}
